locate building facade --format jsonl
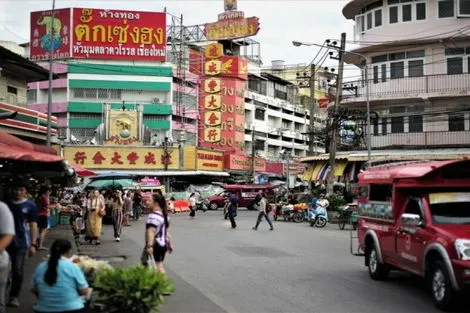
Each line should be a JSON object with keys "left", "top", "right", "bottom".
{"left": 27, "top": 60, "right": 173, "bottom": 146}
{"left": 338, "top": 0, "right": 470, "bottom": 160}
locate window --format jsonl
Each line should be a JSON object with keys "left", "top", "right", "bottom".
{"left": 73, "top": 89, "right": 84, "bottom": 98}
{"left": 373, "top": 66, "right": 379, "bottom": 84}
{"left": 254, "top": 108, "right": 265, "bottom": 120}
{"left": 27, "top": 89, "right": 37, "bottom": 103}
{"left": 367, "top": 12, "right": 373, "bottom": 29}
{"left": 390, "top": 6, "right": 399, "bottom": 23}
{"left": 402, "top": 4, "right": 412, "bottom": 21}
{"left": 447, "top": 57, "right": 463, "bottom": 74}
{"left": 369, "top": 184, "right": 392, "bottom": 201}
{"left": 7, "top": 86, "right": 17, "bottom": 94}
{"left": 408, "top": 60, "right": 424, "bottom": 77}
{"left": 391, "top": 116, "right": 405, "bottom": 133}
{"left": 98, "top": 89, "right": 108, "bottom": 99}
{"left": 85, "top": 88, "right": 97, "bottom": 98}
{"left": 459, "top": 0, "right": 470, "bottom": 15}
{"left": 373, "top": 118, "right": 379, "bottom": 135}
{"left": 381, "top": 64, "right": 387, "bottom": 82}
{"left": 408, "top": 115, "right": 423, "bottom": 132}
{"left": 439, "top": 0, "right": 455, "bottom": 18}
{"left": 375, "top": 9, "right": 382, "bottom": 26}
{"left": 381, "top": 118, "right": 388, "bottom": 135}
{"left": 390, "top": 61, "right": 405, "bottom": 79}
{"left": 416, "top": 2, "right": 426, "bottom": 20}
{"left": 449, "top": 113, "right": 465, "bottom": 131}
{"left": 404, "top": 198, "right": 423, "bottom": 218}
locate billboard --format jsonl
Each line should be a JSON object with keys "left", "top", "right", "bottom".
{"left": 30, "top": 8, "right": 166, "bottom": 61}
{"left": 30, "top": 8, "right": 72, "bottom": 61}
{"left": 198, "top": 43, "right": 247, "bottom": 154}
{"left": 72, "top": 8, "right": 166, "bottom": 61}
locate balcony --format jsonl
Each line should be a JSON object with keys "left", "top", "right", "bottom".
{"left": 342, "top": 73, "right": 470, "bottom": 103}
{"left": 340, "top": 130, "right": 470, "bottom": 151}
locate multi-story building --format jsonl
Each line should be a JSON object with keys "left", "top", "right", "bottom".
{"left": 300, "top": 0, "right": 470, "bottom": 184}
{"left": 338, "top": 0, "right": 470, "bottom": 160}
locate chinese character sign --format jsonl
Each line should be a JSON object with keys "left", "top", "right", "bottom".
{"left": 105, "top": 110, "right": 141, "bottom": 145}
{"left": 72, "top": 8, "right": 166, "bottom": 61}
{"left": 198, "top": 43, "right": 246, "bottom": 154}
{"left": 30, "top": 8, "right": 72, "bottom": 61}
{"left": 64, "top": 147, "right": 179, "bottom": 170}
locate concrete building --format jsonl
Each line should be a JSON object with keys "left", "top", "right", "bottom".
{"left": 26, "top": 59, "right": 173, "bottom": 146}
{"left": 336, "top": 0, "right": 470, "bottom": 160}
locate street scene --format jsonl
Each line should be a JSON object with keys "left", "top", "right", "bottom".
{"left": 1, "top": 0, "right": 470, "bottom": 312}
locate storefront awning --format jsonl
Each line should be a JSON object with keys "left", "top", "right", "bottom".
{"left": 0, "top": 143, "right": 63, "bottom": 162}
{"left": 70, "top": 164, "right": 96, "bottom": 177}
{"left": 311, "top": 162, "right": 326, "bottom": 181}
{"left": 302, "top": 166, "right": 313, "bottom": 181}
{"left": 333, "top": 161, "right": 348, "bottom": 176}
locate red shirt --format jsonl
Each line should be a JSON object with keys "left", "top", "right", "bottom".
{"left": 37, "top": 194, "right": 50, "bottom": 216}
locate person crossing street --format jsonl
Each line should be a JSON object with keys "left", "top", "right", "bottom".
{"left": 252, "top": 193, "right": 274, "bottom": 231}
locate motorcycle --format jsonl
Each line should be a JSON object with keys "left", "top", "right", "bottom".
{"left": 337, "top": 204, "right": 358, "bottom": 230}
{"left": 196, "top": 198, "right": 209, "bottom": 212}
{"left": 308, "top": 206, "right": 328, "bottom": 228}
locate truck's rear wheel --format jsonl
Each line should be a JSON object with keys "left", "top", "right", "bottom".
{"left": 429, "top": 260, "right": 459, "bottom": 311}
{"left": 367, "top": 244, "right": 389, "bottom": 280}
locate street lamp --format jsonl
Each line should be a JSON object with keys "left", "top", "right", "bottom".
{"left": 292, "top": 40, "right": 371, "bottom": 161}
{"left": 280, "top": 149, "right": 291, "bottom": 198}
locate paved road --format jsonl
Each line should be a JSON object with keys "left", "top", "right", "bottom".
{"left": 80, "top": 210, "right": 467, "bottom": 313}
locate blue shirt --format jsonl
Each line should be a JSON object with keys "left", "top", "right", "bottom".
{"left": 32, "top": 259, "right": 88, "bottom": 312}
{"left": 6, "top": 199, "right": 38, "bottom": 248}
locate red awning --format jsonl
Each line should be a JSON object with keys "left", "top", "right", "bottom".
{"left": 0, "top": 131, "right": 57, "bottom": 155}
{"left": 70, "top": 164, "right": 96, "bottom": 177}
{"left": 0, "top": 143, "right": 63, "bottom": 162}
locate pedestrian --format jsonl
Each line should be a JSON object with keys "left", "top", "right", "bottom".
{"left": 188, "top": 193, "right": 196, "bottom": 218}
{"left": 0, "top": 201, "right": 15, "bottom": 313}
{"left": 227, "top": 192, "right": 238, "bottom": 229}
{"left": 144, "top": 193, "right": 173, "bottom": 276}
{"left": 252, "top": 192, "right": 274, "bottom": 231}
{"left": 36, "top": 185, "right": 51, "bottom": 251}
{"left": 31, "top": 239, "right": 91, "bottom": 313}
{"left": 5, "top": 180, "right": 38, "bottom": 308}
{"left": 86, "top": 190, "right": 105, "bottom": 245}
{"left": 123, "top": 191, "right": 133, "bottom": 226}
{"left": 111, "top": 190, "right": 124, "bottom": 242}
{"left": 133, "top": 188, "right": 143, "bottom": 221}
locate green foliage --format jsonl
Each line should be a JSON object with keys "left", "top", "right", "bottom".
{"left": 93, "top": 265, "right": 175, "bottom": 313}
{"left": 326, "top": 193, "right": 347, "bottom": 211}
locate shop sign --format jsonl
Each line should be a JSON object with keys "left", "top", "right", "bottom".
{"left": 196, "top": 150, "right": 224, "bottom": 171}
{"left": 105, "top": 110, "right": 141, "bottom": 145}
{"left": 225, "top": 154, "right": 266, "bottom": 172}
{"left": 72, "top": 8, "right": 166, "bottom": 61}
{"left": 30, "top": 8, "right": 166, "bottom": 61}
{"left": 30, "top": 8, "right": 72, "bottom": 61}
{"left": 64, "top": 147, "right": 179, "bottom": 170}
{"left": 204, "top": 15, "right": 259, "bottom": 41}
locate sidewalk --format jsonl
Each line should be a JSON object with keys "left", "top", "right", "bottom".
{"left": 12, "top": 225, "right": 77, "bottom": 313}
{"left": 16, "top": 223, "right": 226, "bottom": 313}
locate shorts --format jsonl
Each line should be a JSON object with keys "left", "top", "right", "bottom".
{"left": 38, "top": 216, "right": 49, "bottom": 230}
{"left": 152, "top": 242, "right": 168, "bottom": 262}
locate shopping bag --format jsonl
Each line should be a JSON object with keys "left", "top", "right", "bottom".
{"left": 147, "top": 254, "right": 157, "bottom": 270}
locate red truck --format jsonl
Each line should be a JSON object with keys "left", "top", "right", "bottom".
{"left": 354, "top": 159, "right": 470, "bottom": 311}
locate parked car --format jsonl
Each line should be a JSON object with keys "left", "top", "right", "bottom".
{"left": 206, "top": 184, "right": 276, "bottom": 210}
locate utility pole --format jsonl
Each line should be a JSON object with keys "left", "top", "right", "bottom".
{"left": 46, "top": 0, "right": 56, "bottom": 146}
{"left": 251, "top": 127, "right": 256, "bottom": 183}
{"left": 308, "top": 63, "right": 316, "bottom": 155}
{"left": 327, "top": 32, "right": 346, "bottom": 194}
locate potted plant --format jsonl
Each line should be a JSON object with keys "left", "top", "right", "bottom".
{"left": 91, "top": 265, "right": 174, "bottom": 313}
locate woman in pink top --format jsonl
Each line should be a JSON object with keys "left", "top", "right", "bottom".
{"left": 36, "top": 186, "right": 50, "bottom": 251}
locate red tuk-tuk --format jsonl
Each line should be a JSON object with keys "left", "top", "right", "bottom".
{"left": 353, "top": 159, "right": 470, "bottom": 311}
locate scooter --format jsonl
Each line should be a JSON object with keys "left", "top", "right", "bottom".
{"left": 196, "top": 198, "right": 209, "bottom": 212}
{"left": 308, "top": 206, "right": 328, "bottom": 228}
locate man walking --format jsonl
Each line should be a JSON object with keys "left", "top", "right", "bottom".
{"left": 227, "top": 192, "right": 238, "bottom": 229}
{"left": 252, "top": 193, "right": 274, "bottom": 231}
{"left": 0, "top": 201, "right": 15, "bottom": 313}
{"left": 5, "top": 180, "right": 38, "bottom": 308}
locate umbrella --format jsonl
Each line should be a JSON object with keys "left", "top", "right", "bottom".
{"left": 90, "top": 172, "right": 135, "bottom": 181}
{"left": 86, "top": 179, "right": 138, "bottom": 189}
{"left": 70, "top": 164, "right": 96, "bottom": 177}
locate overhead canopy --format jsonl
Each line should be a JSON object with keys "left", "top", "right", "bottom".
{"left": 0, "top": 143, "right": 63, "bottom": 162}
{"left": 0, "top": 45, "right": 55, "bottom": 82}
{"left": 0, "top": 131, "right": 57, "bottom": 155}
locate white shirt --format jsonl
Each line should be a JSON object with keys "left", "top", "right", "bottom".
{"left": 146, "top": 211, "right": 168, "bottom": 247}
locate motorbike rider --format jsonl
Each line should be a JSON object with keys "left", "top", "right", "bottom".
{"left": 314, "top": 193, "right": 329, "bottom": 222}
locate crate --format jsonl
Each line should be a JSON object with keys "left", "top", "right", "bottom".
{"left": 59, "top": 214, "right": 71, "bottom": 225}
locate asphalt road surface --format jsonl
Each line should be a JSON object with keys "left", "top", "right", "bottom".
{"left": 97, "top": 210, "right": 467, "bottom": 313}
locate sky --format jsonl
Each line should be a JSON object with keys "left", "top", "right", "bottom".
{"left": 0, "top": 0, "right": 355, "bottom": 73}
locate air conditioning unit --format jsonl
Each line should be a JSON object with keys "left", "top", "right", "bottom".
{"left": 151, "top": 98, "right": 161, "bottom": 104}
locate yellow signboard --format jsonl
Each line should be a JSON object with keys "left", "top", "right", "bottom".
{"left": 105, "top": 110, "right": 141, "bottom": 145}
{"left": 204, "top": 43, "right": 224, "bottom": 59}
{"left": 204, "top": 94, "right": 221, "bottom": 110}
{"left": 183, "top": 146, "right": 197, "bottom": 170}
{"left": 196, "top": 149, "right": 224, "bottom": 171}
{"left": 64, "top": 147, "right": 179, "bottom": 170}
{"left": 204, "top": 111, "right": 222, "bottom": 126}
{"left": 204, "top": 60, "right": 222, "bottom": 76}
{"left": 203, "top": 127, "right": 221, "bottom": 143}
{"left": 203, "top": 78, "right": 221, "bottom": 93}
